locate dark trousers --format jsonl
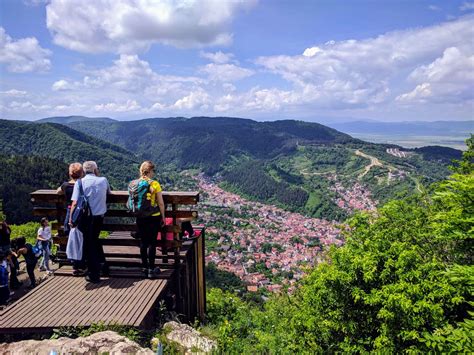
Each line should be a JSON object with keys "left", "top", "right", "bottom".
{"left": 0, "top": 287, "right": 9, "bottom": 305}
{"left": 26, "top": 262, "right": 36, "bottom": 287}
{"left": 137, "top": 215, "right": 162, "bottom": 270}
{"left": 9, "top": 255, "right": 20, "bottom": 289}
{"left": 81, "top": 215, "right": 104, "bottom": 280}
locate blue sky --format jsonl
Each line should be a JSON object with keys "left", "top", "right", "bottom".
{"left": 0, "top": 0, "right": 473, "bottom": 122}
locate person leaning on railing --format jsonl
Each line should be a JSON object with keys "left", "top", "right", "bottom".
{"left": 69, "top": 161, "right": 111, "bottom": 283}
{"left": 57, "top": 163, "right": 86, "bottom": 275}
{"left": 136, "top": 161, "right": 166, "bottom": 279}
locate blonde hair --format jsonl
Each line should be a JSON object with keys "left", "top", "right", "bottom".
{"left": 140, "top": 161, "right": 155, "bottom": 177}
{"left": 69, "top": 163, "right": 84, "bottom": 180}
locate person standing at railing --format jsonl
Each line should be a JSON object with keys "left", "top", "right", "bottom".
{"left": 133, "top": 161, "right": 165, "bottom": 279}
{"left": 58, "top": 163, "right": 85, "bottom": 276}
{"left": 69, "top": 161, "right": 111, "bottom": 283}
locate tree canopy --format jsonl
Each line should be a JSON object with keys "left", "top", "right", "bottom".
{"left": 205, "top": 136, "right": 473, "bottom": 353}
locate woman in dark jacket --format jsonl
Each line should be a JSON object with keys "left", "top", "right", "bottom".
{"left": 58, "top": 163, "right": 84, "bottom": 275}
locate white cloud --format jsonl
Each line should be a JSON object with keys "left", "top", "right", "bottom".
{"left": 256, "top": 15, "right": 474, "bottom": 108}
{"left": 397, "top": 47, "right": 474, "bottom": 103}
{"left": 94, "top": 99, "right": 141, "bottom": 113}
{"left": 46, "top": 0, "right": 258, "bottom": 54}
{"left": 200, "top": 51, "right": 234, "bottom": 63}
{"left": 4, "top": 15, "right": 473, "bottom": 120}
{"left": 428, "top": 5, "right": 441, "bottom": 11}
{"left": 0, "top": 89, "right": 27, "bottom": 96}
{"left": 460, "top": 2, "right": 474, "bottom": 11}
{"left": 199, "top": 63, "right": 254, "bottom": 82}
{"left": 302, "top": 46, "right": 322, "bottom": 57}
{"left": 172, "top": 90, "right": 210, "bottom": 110}
{"left": 0, "top": 27, "right": 51, "bottom": 73}
{"left": 52, "top": 79, "right": 73, "bottom": 91}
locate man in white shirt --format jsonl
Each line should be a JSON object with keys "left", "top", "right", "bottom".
{"left": 70, "top": 161, "right": 111, "bottom": 283}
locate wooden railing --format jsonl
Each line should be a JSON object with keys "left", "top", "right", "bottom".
{"left": 29, "top": 189, "right": 206, "bottom": 321}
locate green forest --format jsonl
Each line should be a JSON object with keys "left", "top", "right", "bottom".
{"left": 0, "top": 115, "right": 471, "bottom": 352}
{"left": 201, "top": 137, "right": 473, "bottom": 353}
{"left": 0, "top": 118, "right": 461, "bottom": 224}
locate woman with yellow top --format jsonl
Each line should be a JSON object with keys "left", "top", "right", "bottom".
{"left": 136, "top": 161, "right": 165, "bottom": 278}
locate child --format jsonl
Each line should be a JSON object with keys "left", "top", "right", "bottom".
{"left": 37, "top": 217, "right": 52, "bottom": 274}
{"left": 15, "top": 237, "right": 39, "bottom": 288}
{"left": 0, "top": 250, "right": 10, "bottom": 305}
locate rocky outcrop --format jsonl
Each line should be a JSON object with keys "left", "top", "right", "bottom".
{"left": 0, "top": 330, "right": 153, "bottom": 355}
{"left": 163, "top": 321, "right": 217, "bottom": 353}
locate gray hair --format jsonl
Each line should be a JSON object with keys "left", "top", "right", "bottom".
{"left": 83, "top": 161, "right": 98, "bottom": 174}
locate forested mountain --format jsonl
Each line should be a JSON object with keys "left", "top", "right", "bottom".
{"left": 65, "top": 116, "right": 356, "bottom": 174}
{"left": 36, "top": 116, "right": 116, "bottom": 124}
{"left": 0, "top": 119, "right": 139, "bottom": 189}
{"left": 58, "top": 116, "right": 460, "bottom": 220}
{"left": 0, "top": 154, "right": 67, "bottom": 223}
{"left": 0, "top": 116, "right": 462, "bottom": 222}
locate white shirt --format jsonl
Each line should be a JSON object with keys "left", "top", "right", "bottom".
{"left": 71, "top": 173, "right": 111, "bottom": 216}
{"left": 37, "top": 226, "right": 52, "bottom": 241}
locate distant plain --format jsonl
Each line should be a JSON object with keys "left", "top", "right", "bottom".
{"left": 347, "top": 133, "right": 469, "bottom": 150}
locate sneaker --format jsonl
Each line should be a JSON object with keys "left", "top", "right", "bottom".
{"left": 11, "top": 281, "right": 23, "bottom": 290}
{"left": 100, "top": 265, "right": 110, "bottom": 277}
{"left": 38, "top": 266, "right": 46, "bottom": 271}
{"left": 72, "top": 269, "right": 86, "bottom": 276}
{"left": 148, "top": 267, "right": 161, "bottom": 279}
{"left": 85, "top": 275, "right": 100, "bottom": 283}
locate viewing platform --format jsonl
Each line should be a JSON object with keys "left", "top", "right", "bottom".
{"left": 0, "top": 190, "right": 206, "bottom": 334}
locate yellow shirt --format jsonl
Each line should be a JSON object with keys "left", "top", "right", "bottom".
{"left": 147, "top": 179, "right": 162, "bottom": 216}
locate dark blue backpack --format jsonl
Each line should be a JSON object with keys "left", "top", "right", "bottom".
{"left": 71, "top": 179, "right": 91, "bottom": 227}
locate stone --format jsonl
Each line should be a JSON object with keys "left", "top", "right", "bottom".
{"left": 0, "top": 330, "right": 154, "bottom": 354}
{"left": 164, "top": 321, "right": 217, "bottom": 353}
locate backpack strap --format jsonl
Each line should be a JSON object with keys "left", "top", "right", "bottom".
{"left": 78, "top": 178, "right": 84, "bottom": 197}
{"left": 77, "top": 179, "right": 92, "bottom": 216}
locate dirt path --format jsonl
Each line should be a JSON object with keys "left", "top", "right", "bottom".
{"left": 355, "top": 150, "right": 383, "bottom": 179}
{"left": 300, "top": 169, "right": 335, "bottom": 176}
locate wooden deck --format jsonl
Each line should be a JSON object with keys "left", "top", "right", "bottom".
{"left": 0, "top": 189, "right": 206, "bottom": 334}
{"left": 0, "top": 275, "right": 167, "bottom": 333}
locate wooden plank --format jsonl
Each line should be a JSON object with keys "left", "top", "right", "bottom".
{"left": 0, "top": 276, "right": 171, "bottom": 333}
{"left": 132, "top": 280, "right": 167, "bottom": 326}
{"left": 75, "top": 278, "right": 131, "bottom": 327}
{"left": 35, "top": 277, "right": 84, "bottom": 327}
{"left": 109, "top": 279, "right": 149, "bottom": 325}
{"left": 32, "top": 208, "right": 198, "bottom": 219}
{"left": 80, "top": 278, "right": 132, "bottom": 326}
{"left": 35, "top": 277, "right": 84, "bottom": 328}
{"left": 2, "top": 277, "right": 59, "bottom": 327}
{"left": 31, "top": 190, "right": 199, "bottom": 205}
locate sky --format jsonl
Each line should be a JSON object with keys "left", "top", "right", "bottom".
{"left": 0, "top": 0, "right": 473, "bottom": 122}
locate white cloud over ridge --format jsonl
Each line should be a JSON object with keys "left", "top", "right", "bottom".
{"left": 256, "top": 15, "right": 474, "bottom": 109}
{"left": 3, "top": 15, "right": 473, "bottom": 120}
{"left": 398, "top": 47, "right": 474, "bottom": 103}
{"left": 200, "top": 51, "right": 235, "bottom": 64}
{"left": 46, "top": 0, "right": 258, "bottom": 53}
{"left": 0, "top": 27, "right": 51, "bottom": 73}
